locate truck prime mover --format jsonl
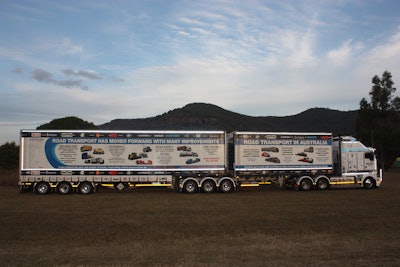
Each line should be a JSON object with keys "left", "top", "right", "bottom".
{"left": 19, "top": 130, "right": 382, "bottom": 194}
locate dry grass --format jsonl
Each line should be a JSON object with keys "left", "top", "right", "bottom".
{"left": 0, "top": 168, "right": 18, "bottom": 186}
{"left": 0, "top": 169, "right": 400, "bottom": 266}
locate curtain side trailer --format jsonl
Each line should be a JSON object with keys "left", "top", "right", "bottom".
{"left": 19, "top": 130, "right": 235, "bottom": 194}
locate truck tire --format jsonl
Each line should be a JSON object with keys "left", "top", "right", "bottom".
{"left": 299, "top": 178, "right": 313, "bottom": 191}
{"left": 219, "top": 179, "right": 234, "bottom": 193}
{"left": 78, "top": 182, "right": 94, "bottom": 194}
{"left": 363, "top": 177, "right": 376, "bottom": 189}
{"left": 35, "top": 182, "right": 50, "bottom": 194}
{"left": 201, "top": 180, "right": 216, "bottom": 193}
{"left": 183, "top": 180, "right": 198, "bottom": 194}
{"left": 57, "top": 182, "right": 72, "bottom": 194}
{"left": 316, "top": 178, "right": 330, "bottom": 190}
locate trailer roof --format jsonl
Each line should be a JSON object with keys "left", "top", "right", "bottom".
{"left": 21, "top": 130, "right": 226, "bottom": 134}
{"left": 232, "top": 131, "right": 332, "bottom": 135}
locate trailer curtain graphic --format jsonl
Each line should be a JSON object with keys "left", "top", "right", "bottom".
{"left": 234, "top": 133, "right": 333, "bottom": 170}
{"left": 22, "top": 132, "right": 226, "bottom": 170}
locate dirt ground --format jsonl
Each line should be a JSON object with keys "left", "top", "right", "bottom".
{"left": 0, "top": 169, "right": 399, "bottom": 266}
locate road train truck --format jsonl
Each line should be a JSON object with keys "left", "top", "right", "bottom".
{"left": 19, "top": 130, "right": 382, "bottom": 194}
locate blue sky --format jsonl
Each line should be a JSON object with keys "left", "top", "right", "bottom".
{"left": 1, "top": 0, "right": 399, "bottom": 143}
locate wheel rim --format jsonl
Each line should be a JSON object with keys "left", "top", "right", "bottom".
{"left": 300, "top": 179, "right": 312, "bottom": 191}
{"left": 79, "top": 183, "right": 93, "bottom": 194}
{"left": 364, "top": 178, "right": 374, "bottom": 189}
{"left": 58, "top": 183, "right": 71, "bottom": 194}
{"left": 220, "top": 180, "right": 233, "bottom": 193}
{"left": 184, "top": 181, "right": 197, "bottom": 193}
{"left": 202, "top": 181, "right": 216, "bottom": 193}
{"left": 317, "top": 179, "right": 329, "bottom": 190}
{"left": 37, "top": 183, "right": 49, "bottom": 194}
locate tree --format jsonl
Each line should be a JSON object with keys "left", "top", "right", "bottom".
{"left": 37, "top": 116, "right": 97, "bottom": 130}
{"left": 0, "top": 142, "right": 19, "bottom": 169}
{"left": 356, "top": 71, "right": 400, "bottom": 169}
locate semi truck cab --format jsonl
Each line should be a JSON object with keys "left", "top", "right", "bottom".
{"left": 332, "top": 136, "right": 382, "bottom": 188}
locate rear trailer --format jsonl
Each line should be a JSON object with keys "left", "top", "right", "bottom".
{"left": 19, "top": 130, "right": 234, "bottom": 194}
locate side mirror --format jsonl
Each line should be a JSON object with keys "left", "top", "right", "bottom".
{"left": 365, "top": 152, "right": 374, "bottom": 161}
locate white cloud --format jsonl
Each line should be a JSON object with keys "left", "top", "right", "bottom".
{"left": 366, "top": 29, "right": 400, "bottom": 67}
{"left": 326, "top": 39, "right": 364, "bottom": 65}
{"left": 37, "top": 38, "right": 84, "bottom": 56}
{"left": 62, "top": 69, "right": 102, "bottom": 80}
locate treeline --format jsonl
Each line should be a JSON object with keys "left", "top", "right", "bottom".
{"left": 0, "top": 142, "right": 19, "bottom": 170}
{"left": 356, "top": 71, "right": 400, "bottom": 169}
{"left": 0, "top": 142, "right": 19, "bottom": 186}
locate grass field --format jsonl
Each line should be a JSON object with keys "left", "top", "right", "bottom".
{"left": 1, "top": 170, "right": 400, "bottom": 266}
{"left": 0, "top": 169, "right": 18, "bottom": 186}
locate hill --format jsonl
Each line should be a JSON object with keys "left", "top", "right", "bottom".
{"left": 99, "top": 103, "right": 357, "bottom": 136}
{"left": 37, "top": 116, "right": 96, "bottom": 130}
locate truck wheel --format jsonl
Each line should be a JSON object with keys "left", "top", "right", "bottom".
{"left": 316, "top": 178, "right": 329, "bottom": 190}
{"left": 35, "top": 182, "right": 50, "bottom": 194}
{"left": 219, "top": 180, "right": 234, "bottom": 193}
{"left": 183, "top": 180, "right": 198, "bottom": 194}
{"left": 78, "top": 182, "right": 94, "bottom": 194}
{"left": 299, "top": 178, "right": 313, "bottom": 191}
{"left": 57, "top": 182, "right": 72, "bottom": 194}
{"left": 363, "top": 177, "right": 376, "bottom": 189}
{"left": 201, "top": 180, "right": 216, "bottom": 193}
